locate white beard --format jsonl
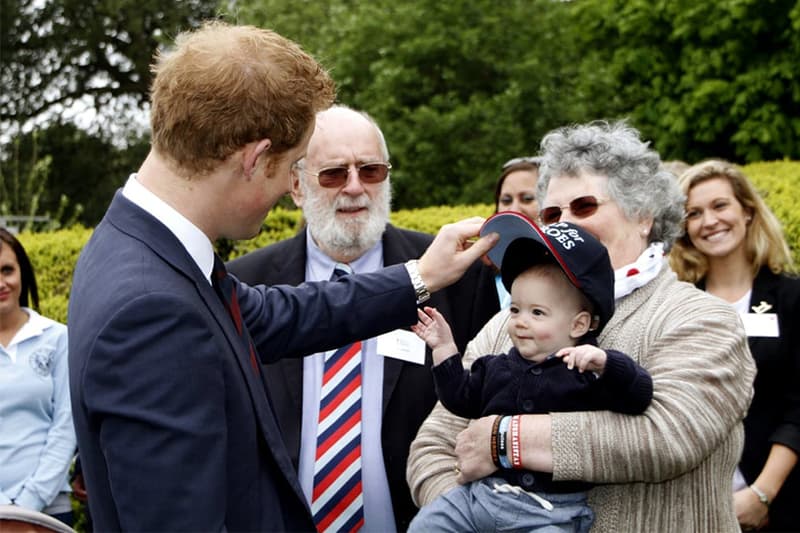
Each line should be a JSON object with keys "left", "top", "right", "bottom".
{"left": 301, "top": 179, "right": 392, "bottom": 259}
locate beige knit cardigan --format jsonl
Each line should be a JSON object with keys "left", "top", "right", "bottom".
{"left": 407, "top": 266, "right": 756, "bottom": 532}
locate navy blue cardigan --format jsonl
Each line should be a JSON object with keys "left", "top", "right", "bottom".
{"left": 433, "top": 345, "right": 652, "bottom": 493}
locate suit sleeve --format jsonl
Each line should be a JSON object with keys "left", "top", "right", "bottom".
{"left": 81, "top": 293, "right": 228, "bottom": 531}
{"left": 237, "top": 264, "right": 419, "bottom": 361}
{"left": 771, "top": 277, "right": 800, "bottom": 454}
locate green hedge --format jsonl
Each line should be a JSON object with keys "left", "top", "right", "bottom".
{"left": 745, "top": 160, "right": 800, "bottom": 266}
{"left": 14, "top": 161, "right": 800, "bottom": 324}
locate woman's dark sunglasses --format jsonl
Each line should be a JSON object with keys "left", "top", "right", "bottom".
{"left": 303, "top": 162, "right": 391, "bottom": 188}
{"left": 540, "top": 195, "right": 607, "bottom": 225}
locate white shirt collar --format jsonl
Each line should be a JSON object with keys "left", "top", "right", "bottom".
{"left": 122, "top": 174, "right": 215, "bottom": 283}
{"left": 3, "top": 308, "right": 54, "bottom": 362}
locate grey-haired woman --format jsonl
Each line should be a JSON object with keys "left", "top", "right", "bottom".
{"left": 408, "top": 121, "right": 755, "bottom": 532}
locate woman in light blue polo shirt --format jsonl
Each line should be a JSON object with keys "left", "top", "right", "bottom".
{"left": 0, "top": 228, "right": 75, "bottom": 526}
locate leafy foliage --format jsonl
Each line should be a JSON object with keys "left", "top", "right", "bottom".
{"left": 0, "top": 130, "right": 84, "bottom": 231}
{"left": 230, "top": 0, "right": 800, "bottom": 205}
{"left": 567, "top": 0, "right": 800, "bottom": 163}
{"left": 0, "top": 0, "right": 220, "bottom": 136}
{"left": 0, "top": 123, "right": 148, "bottom": 226}
{"left": 746, "top": 160, "right": 800, "bottom": 266}
{"left": 3, "top": 0, "right": 800, "bottom": 218}
{"left": 17, "top": 225, "right": 92, "bottom": 322}
{"left": 235, "top": 0, "right": 580, "bottom": 208}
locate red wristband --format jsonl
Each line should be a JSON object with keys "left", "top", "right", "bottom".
{"left": 510, "top": 415, "right": 522, "bottom": 468}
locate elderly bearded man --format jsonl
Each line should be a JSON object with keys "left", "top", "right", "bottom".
{"left": 229, "top": 105, "right": 499, "bottom": 532}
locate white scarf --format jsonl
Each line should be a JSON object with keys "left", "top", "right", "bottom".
{"left": 614, "top": 242, "right": 665, "bottom": 300}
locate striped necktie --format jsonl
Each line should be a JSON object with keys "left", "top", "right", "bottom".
{"left": 311, "top": 263, "right": 364, "bottom": 533}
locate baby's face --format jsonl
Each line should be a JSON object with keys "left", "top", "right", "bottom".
{"left": 507, "top": 269, "right": 585, "bottom": 363}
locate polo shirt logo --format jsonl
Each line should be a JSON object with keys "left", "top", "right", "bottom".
{"left": 29, "top": 346, "right": 54, "bottom": 377}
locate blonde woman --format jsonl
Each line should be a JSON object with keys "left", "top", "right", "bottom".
{"left": 670, "top": 160, "right": 799, "bottom": 532}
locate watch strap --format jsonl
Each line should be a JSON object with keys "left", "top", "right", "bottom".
{"left": 405, "top": 259, "right": 431, "bottom": 304}
{"left": 749, "top": 484, "right": 770, "bottom": 507}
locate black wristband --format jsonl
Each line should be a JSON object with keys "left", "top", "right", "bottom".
{"left": 490, "top": 415, "right": 502, "bottom": 468}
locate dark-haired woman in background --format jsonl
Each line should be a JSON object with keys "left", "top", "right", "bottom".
{"left": 492, "top": 157, "right": 542, "bottom": 308}
{"left": 670, "top": 160, "right": 799, "bottom": 532}
{"left": 0, "top": 228, "right": 75, "bottom": 526}
{"left": 494, "top": 157, "right": 542, "bottom": 221}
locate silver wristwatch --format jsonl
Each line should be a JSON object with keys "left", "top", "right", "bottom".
{"left": 405, "top": 259, "right": 431, "bottom": 304}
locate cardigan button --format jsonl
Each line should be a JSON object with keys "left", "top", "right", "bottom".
{"left": 531, "top": 367, "right": 543, "bottom": 375}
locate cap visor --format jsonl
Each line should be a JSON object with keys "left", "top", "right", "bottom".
{"left": 479, "top": 212, "right": 543, "bottom": 269}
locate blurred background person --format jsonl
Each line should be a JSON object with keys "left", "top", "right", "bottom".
{"left": 492, "top": 156, "right": 542, "bottom": 308}
{"left": 494, "top": 156, "right": 542, "bottom": 221}
{"left": 661, "top": 159, "right": 690, "bottom": 178}
{"left": 670, "top": 159, "right": 799, "bottom": 532}
{"left": 0, "top": 228, "right": 75, "bottom": 526}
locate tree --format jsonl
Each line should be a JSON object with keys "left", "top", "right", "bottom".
{"left": 235, "top": 0, "right": 580, "bottom": 208}
{"left": 1, "top": 123, "right": 152, "bottom": 227}
{"left": 0, "top": 0, "right": 220, "bottom": 138}
{"left": 567, "top": 0, "right": 800, "bottom": 163}
{"left": 4, "top": 0, "right": 797, "bottom": 221}
{"left": 0, "top": 130, "right": 83, "bottom": 231}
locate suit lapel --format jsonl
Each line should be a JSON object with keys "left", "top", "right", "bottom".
{"left": 271, "top": 233, "right": 308, "bottom": 415}
{"left": 748, "top": 268, "right": 779, "bottom": 315}
{"left": 109, "top": 193, "right": 273, "bottom": 418}
{"left": 380, "top": 225, "right": 414, "bottom": 414}
{"left": 107, "top": 192, "right": 310, "bottom": 508}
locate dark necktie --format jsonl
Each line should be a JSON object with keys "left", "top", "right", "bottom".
{"left": 212, "top": 255, "right": 261, "bottom": 376}
{"left": 311, "top": 263, "right": 364, "bottom": 533}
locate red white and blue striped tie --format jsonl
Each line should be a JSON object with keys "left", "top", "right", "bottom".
{"left": 312, "top": 264, "right": 364, "bottom": 533}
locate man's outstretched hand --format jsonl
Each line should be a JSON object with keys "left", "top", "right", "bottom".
{"left": 418, "top": 217, "right": 498, "bottom": 293}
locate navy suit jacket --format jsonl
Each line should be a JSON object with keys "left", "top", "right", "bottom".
{"left": 228, "top": 224, "right": 499, "bottom": 530}
{"left": 68, "top": 192, "right": 421, "bottom": 532}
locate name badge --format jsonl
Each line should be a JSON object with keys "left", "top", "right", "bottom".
{"left": 741, "top": 313, "right": 779, "bottom": 338}
{"left": 377, "top": 329, "right": 426, "bottom": 365}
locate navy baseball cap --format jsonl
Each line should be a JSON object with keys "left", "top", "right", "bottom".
{"left": 479, "top": 212, "right": 615, "bottom": 333}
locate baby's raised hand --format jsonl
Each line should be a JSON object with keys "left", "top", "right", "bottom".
{"left": 556, "top": 344, "right": 607, "bottom": 374}
{"left": 411, "top": 307, "right": 447, "bottom": 346}
{"left": 411, "top": 306, "right": 457, "bottom": 365}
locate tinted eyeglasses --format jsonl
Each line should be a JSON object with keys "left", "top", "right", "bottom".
{"left": 540, "top": 195, "right": 608, "bottom": 225}
{"left": 502, "top": 156, "right": 542, "bottom": 170}
{"left": 302, "top": 162, "right": 391, "bottom": 188}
